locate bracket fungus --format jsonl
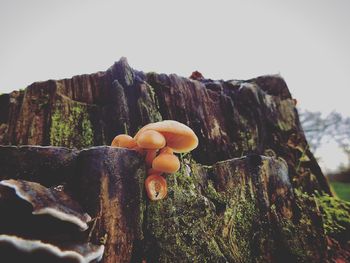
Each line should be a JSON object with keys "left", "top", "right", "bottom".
{"left": 0, "top": 235, "right": 104, "bottom": 263}
{"left": 111, "top": 120, "right": 198, "bottom": 201}
{"left": 0, "top": 179, "right": 91, "bottom": 231}
{"left": 0, "top": 179, "right": 104, "bottom": 262}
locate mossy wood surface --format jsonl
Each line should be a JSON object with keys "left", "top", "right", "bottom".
{"left": 0, "top": 146, "right": 349, "bottom": 262}
{"left": 0, "top": 58, "right": 349, "bottom": 262}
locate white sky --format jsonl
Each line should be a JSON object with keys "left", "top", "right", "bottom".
{"left": 1, "top": 0, "right": 350, "bottom": 171}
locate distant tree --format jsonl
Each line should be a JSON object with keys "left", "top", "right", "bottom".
{"left": 299, "top": 109, "right": 350, "bottom": 166}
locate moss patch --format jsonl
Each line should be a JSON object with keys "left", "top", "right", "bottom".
{"left": 271, "top": 189, "right": 326, "bottom": 263}
{"left": 143, "top": 156, "right": 333, "bottom": 263}
{"left": 144, "top": 159, "right": 227, "bottom": 263}
{"left": 50, "top": 103, "right": 94, "bottom": 148}
{"left": 314, "top": 192, "right": 350, "bottom": 241}
{"left": 137, "top": 83, "right": 162, "bottom": 124}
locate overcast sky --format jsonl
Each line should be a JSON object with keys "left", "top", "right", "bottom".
{"left": 1, "top": 0, "right": 349, "bottom": 170}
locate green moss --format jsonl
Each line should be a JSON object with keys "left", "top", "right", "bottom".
{"left": 204, "top": 180, "right": 227, "bottom": 205}
{"left": 314, "top": 191, "right": 350, "bottom": 240}
{"left": 145, "top": 155, "right": 277, "bottom": 262}
{"left": 147, "top": 84, "right": 160, "bottom": 111}
{"left": 145, "top": 160, "right": 227, "bottom": 262}
{"left": 50, "top": 103, "right": 94, "bottom": 148}
{"left": 294, "top": 189, "right": 350, "bottom": 241}
{"left": 270, "top": 189, "right": 343, "bottom": 262}
{"left": 221, "top": 198, "right": 258, "bottom": 262}
{"left": 237, "top": 116, "right": 257, "bottom": 153}
{"left": 137, "top": 83, "right": 162, "bottom": 123}
{"left": 144, "top": 156, "right": 334, "bottom": 262}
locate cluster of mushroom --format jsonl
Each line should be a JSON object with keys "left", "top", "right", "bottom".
{"left": 111, "top": 120, "right": 198, "bottom": 201}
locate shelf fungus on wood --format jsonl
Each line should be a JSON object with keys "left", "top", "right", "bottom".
{"left": 0, "top": 234, "right": 104, "bottom": 263}
{"left": 0, "top": 179, "right": 91, "bottom": 231}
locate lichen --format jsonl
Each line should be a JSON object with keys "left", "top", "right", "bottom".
{"left": 50, "top": 103, "right": 94, "bottom": 148}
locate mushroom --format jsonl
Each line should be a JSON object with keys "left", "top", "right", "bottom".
{"left": 152, "top": 152, "right": 180, "bottom": 174}
{"left": 144, "top": 175, "right": 167, "bottom": 201}
{"left": 135, "top": 130, "right": 166, "bottom": 150}
{"left": 159, "top": 146, "right": 174, "bottom": 155}
{"left": 111, "top": 134, "right": 137, "bottom": 149}
{"left": 145, "top": 149, "right": 158, "bottom": 168}
{"left": 147, "top": 168, "right": 163, "bottom": 176}
{"left": 110, "top": 121, "right": 199, "bottom": 201}
{"left": 134, "top": 120, "right": 198, "bottom": 153}
{"left": 0, "top": 234, "right": 105, "bottom": 263}
{"left": 0, "top": 179, "right": 91, "bottom": 231}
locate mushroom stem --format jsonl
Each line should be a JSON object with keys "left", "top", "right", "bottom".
{"left": 147, "top": 168, "right": 163, "bottom": 176}
{"left": 145, "top": 149, "right": 158, "bottom": 168}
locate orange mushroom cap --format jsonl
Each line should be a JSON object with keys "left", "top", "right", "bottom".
{"left": 152, "top": 152, "right": 180, "bottom": 174}
{"left": 160, "top": 146, "right": 174, "bottom": 155}
{"left": 136, "top": 130, "right": 166, "bottom": 150}
{"left": 134, "top": 120, "right": 198, "bottom": 153}
{"left": 111, "top": 134, "right": 137, "bottom": 148}
{"left": 145, "top": 174, "right": 167, "bottom": 201}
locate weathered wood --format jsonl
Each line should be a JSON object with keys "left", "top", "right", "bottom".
{"left": 0, "top": 146, "right": 146, "bottom": 263}
{"left": 144, "top": 154, "right": 327, "bottom": 262}
{"left": 0, "top": 146, "right": 349, "bottom": 262}
{"left": 0, "top": 145, "right": 77, "bottom": 187}
{"left": 73, "top": 147, "right": 145, "bottom": 263}
{"left": 0, "top": 58, "right": 330, "bottom": 195}
{"left": 0, "top": 58, "right": 349, "bottom": 262}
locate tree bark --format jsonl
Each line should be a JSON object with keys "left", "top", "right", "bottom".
{"left": 0, "top": 58, "right": 330, "bottom": 195}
